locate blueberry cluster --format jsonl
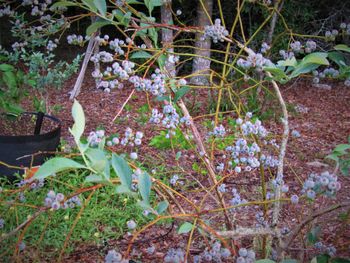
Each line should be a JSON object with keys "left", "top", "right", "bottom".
{"left": 279, "top": 49, "right": 295, "bottom": 60}
{"left": 127, "top": 219, "right": 137, "bottom": 230}
{"left": 194, "top": 241, "right": 231, "bottom": 262}
{"left": 201, "top": 19, "right": 229, "bottom": 43}
{"left": 239, "top": 114, "right": 268, "bottom": 137}
{"left": 236, "top": 248, "right": 256, "bottom": 263}
{"left": 260, "top": 42, "right": 270, "bottom": 54}
{"left": 325, "top": 29, "right": 339, "bottom": 41}
{"left": 290, "top": 40, "right": 317, "bottom": 54}
{"left": 230, "top": 188, "right": 247, "bottom": 208}
{"left": 44, "top": 190, "right": 65, "bottom": 210}
{"left": 0, "top": 5, "right": 14, "bottom": 17}
{"left": 302, "top": 171, "right": 341, "bottom": 200}
{"left": 105, "top": 249, "right": 128, "bottom": 263}
{"left": 314, "top": 241, "right": 337, "bottom": 257}
{"left": 95, "top": 35, "right": 110, "bottom": 45}
{"left": 210, "top": 124, "right": 226, "bottom": 137}
{"left": 170, "top": 174, "right": 179, "bottom": 186}
{"left": 91, "top": 51, "right": 114, "bottom": 63}
{"left": 226, "top": 139, "right": 261, "bottom": 172}
{"left": 291, "top": 130, "right": 301, "bottom": 138}
{"left": 339, "top": 23, "right": 350, "bottom": 35}
{"left": 237, "top": 52, "right": 272, "bottom": 71}
{"left": 46, "top": 40, "right": 58, "bottom": 51}
{"left": 117, "top": 128, "right": 143, "bottom": 147}
{"left": 150, "top": 104, "right": 189, "bottom": 137}
{"left": 164, "top": 248, "right": 185, "bottom": 263}
{"left": 216, "top": 162, "right": 225, "bottom": 172}
{"left": 67, "top": 34, "right": 84, "bottom": 46}
{"left": 88, "top": 129, "right": 105, "bottom": 147}
{"left": 218, "top": 183, "right": 226, "bottom": 193}
{"left": 345, "top": 79, "right": 350, "bottom": 87}
{"left": 129, "top": 68, "right": 167, "bottom": 96}
{"left": 290, "top": 194, "right": 299, "bottom": 204}
{"left": 255, "top": 211, "right": 269, "bottom": 228}
{"left": 312, "top": 67, "right": 340, "bottom": 84}
{"left": 16, "top": 177, "right": 45, "bottom": 190}
{"left": 109, "top": 38, "right": 125, "bottom": 56}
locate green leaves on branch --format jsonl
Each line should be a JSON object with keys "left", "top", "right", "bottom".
{"left": 34, "top": 157, "right": 86, "bottom": 179}
{"left": 264, "top": 52, "right": 330, "bottom": 83}
{"left": 69, "top": 100, "right": 85, "bottom": 145}
{"left": 112, "top": 153, "right": 133, "bottom": 190}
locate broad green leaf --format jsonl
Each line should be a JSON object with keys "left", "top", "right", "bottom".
{"left": 307, "top": 226, "right": 321, "bottom": 244}
{"left": 263, "top": 66, "right": 289, "bottom": 83}
{"left": 130, "top": 51, "right": 153, "bottom": 59}
{"left": 116, "top": 184, "right": 133, "bottom": 194}
{"left": 178, "top": 222, "right": 194, "bottom": 234}
{"left": 290, "top": 64, "right": 320, "bottom": 78}
{"left": 0, "top": 63, "right": 15, "bottom": 72}
{"left": 85, "top": 174, "right": 104, "bottom": 183}
{"left": 301, "top": 52, "right": 329, "bottom": 66}
{"left": 82, "top": 0, "right": 97, "bottom": 12}
{"left": 139, "top": 172, "right": 152, "bottom": 204}
{"left": 325, "top": 154, "right": 339, "bottom": 162}
{"left": 174, "top": 86, "right": 190, "bottom": 102}
{"left": 331, "top": 258, "right": 350, "bottom": 263}
{"left": 50, "top": 1, "right": 78, "bottom": 8}
{"left": 328, "top": 51, "right": 347, "bottom": 67}
{"left": 93, "top": 0, "right": 106, "bottom": 16}
{"left": 144, "top": 0, "right": 162, "bottom": 14}
{"left": 334, "top": 44, "right": 350, "bottom": 53}
{"left": 85, "top": 148, "right": 108, "bottom": 173}
{"left": 137, "top": 200, "right": 153, "bottom": 210}
{"left": 121, "top": 12, "right": 132, "bottom": 26}
{"left": 111, "top": 153, "right": 132, "bottom": 188}
{"left": 315, "top": 255, "right": 331, "bottom": 263}
{"left": 281, "top": 260, "right": 298, "bottom": 263}
{"left": 86, "top": 20, "right": 111, "bottom": 35}
{"left": 277, "top": 56, "right": 298, "bottom": 67}
{"left": 34, "top": 157, "right": 85, "bottom": 179}
{"left": 156, "top": 201, "right": 168, "bottom": 214}
{"left": 69, "top": 100, "right": 85, "bottom": 143}
{"left": 334, "top": 144, "right": 350, "bottom": 154}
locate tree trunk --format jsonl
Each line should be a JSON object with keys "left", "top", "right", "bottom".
{"left": 190, "top": 0, "right": 213, "bottom": 85}
{"left": 161, "top": 0, "right": 176, "bottom": 78}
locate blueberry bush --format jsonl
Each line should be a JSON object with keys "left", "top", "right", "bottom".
{"left": 0, "top": 0, "right": 349, "bottom": 262}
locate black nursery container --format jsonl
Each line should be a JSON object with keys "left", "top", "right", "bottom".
{"left": 0, "top": 112, "right": 61, "bottom": 182}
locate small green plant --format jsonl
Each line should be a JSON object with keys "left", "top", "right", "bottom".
{"left": 326, "top": 137, "right": 350, "bottom": 176}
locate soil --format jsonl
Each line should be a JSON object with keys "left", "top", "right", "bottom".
{"left": 0, "top": 112, "right": 60, "bottom": 136}
{"left": 3, "top": 70, "right": 350, "bottom": 261}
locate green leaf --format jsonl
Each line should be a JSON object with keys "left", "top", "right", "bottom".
{"left": 86, "top": 20, "right": 111, "bottom": 35}
{"left": 315, "top": 254, "right": 331, "bottom": 263}
{"left": 85, "top": 148, "right": 108, "bottom": 173}
{"left": 111, "top": 154, "right": 132, "bottom": 189}
{"left": 144, "top": 0, "right": 162, "bottom": 14}
{"left": 307, "top": 226, "right": 321, "bottom": 244}
{"left": 93, "top": 0, "right": 106, "bottom": 16}
{"left": 263, "top": 66, "right": 290, "bottom": 83}
{"left": 137, "top": 200, "right": 153, "bottom": 211}
{"left": 50, "top": 1, "right": 78, "bottom": 8}
{"left": 69, "top": 100, "right": 85, "bottom": 143}
{"left": 85, "top": 174, "right": 104, "bottom": 183}
{"left": 281, "top": 260, "right": 298, "bottom": 263}
{"left": 178, "top": 222, "right": 194, "bottom": 234}
{"left": 331, "top": 258, "right": 350, "bottom": 263}
{"left": 130, "top": 51, "right": 153, "bottom": 59}
{"left": 334, "top": 44, "right": 350, "bottom": 53}
{"left": 34, "top": 157, "right": 86, "bottom": 179}
{"left": 0, "top": 63, "right": 15, "bottom": 72}
{"left": 174, "top": 86, "right": 190, "bottom": 102}
{"left": 139, "top": 172, "right": 152, "bottom": 204}
{"left": 334, "top": 144, "right": 350, "bottom": 154}
{"left": 277, "top": 56, "right": 298, "bottom": 67}
{"left": 156, "top": 201, "right": 168, "bottom": 214}
{"left": 116, "top": 184, "right": 133, "bottom": 194}
{"left": 255, "top": 260, "right": 276, "bottom": 263}
{"left": 290, "top": 52, "right": 329, "bottom": 78}
{"left": 328, "top": 51, "right": 347, "bottom": 67}
{"left": 82, "top": 0, "right": 97, "bottom": 12}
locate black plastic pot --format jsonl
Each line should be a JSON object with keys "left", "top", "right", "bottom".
{"left": 0, "top": 112, "right": 61, "bottom": 181}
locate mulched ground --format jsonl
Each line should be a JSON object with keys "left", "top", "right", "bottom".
{"left": 1, "top": 72, "right": 349, "bottom": 261}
